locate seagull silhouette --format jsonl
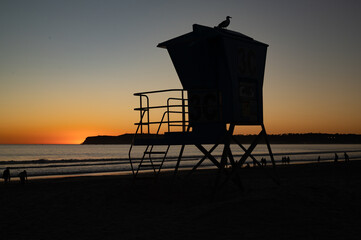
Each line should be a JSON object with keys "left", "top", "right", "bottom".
{"left": 217, "top": 16, "right": 231, "bottom": 29}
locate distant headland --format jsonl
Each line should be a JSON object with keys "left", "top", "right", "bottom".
{"left": 82, "top": 134, "right": 134, "bottom": 144}
{"left": 82, "top": 133, "right": 361, "bottom": 144}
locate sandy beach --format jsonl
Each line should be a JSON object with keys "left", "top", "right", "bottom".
{"left": 1, "top": 161, "right": 361, "bottom": 240}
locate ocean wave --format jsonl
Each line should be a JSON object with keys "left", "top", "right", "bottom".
{"left": 0, "top": 158, "right": 129, "bottom": 165}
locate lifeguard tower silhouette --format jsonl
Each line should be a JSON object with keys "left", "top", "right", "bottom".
{"left": 129, "top": 24, "right": 277, "bottom": 187}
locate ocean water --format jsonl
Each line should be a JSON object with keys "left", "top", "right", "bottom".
{"left": 1, "top": 144, "right": 361, "bottom": 178}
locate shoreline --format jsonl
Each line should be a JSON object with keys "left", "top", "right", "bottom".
{"left": 2, "top": 156, "right": 361, "bottom": 181}
{"left": 1, "top": 157, "right": 361, "bottom": 181}
{"left": 5, "top": 158, "right": 361, "bottom": 183}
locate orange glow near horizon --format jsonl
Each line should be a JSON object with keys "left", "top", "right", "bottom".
{"left": 0, "top": 123, "right": 137, "bottom": 144}
{"left": 0, "top": 131, "right": 132, "bottom": 145}
{"left": 1, "top": 121, "right": 360, "bottom": 145}
{"left": 1, "top": 93, "right": 361, "bottom": 144}
{"left": 1, "top": 95, "right": 361, "bottom": 144}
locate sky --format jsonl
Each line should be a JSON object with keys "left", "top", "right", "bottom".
{"left": 1, "top": 0, "right": 361, "bottom": 144}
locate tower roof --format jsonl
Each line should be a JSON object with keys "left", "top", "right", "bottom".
{"left": 157, "top": 24, "right": 268, "bottom": 49}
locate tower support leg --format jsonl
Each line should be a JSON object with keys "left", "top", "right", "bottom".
{"left": 173, "top": 144, "right": 185, "bottom": 179}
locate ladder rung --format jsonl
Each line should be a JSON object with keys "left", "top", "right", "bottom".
{"left": 140, "top": 166, "right": 155, "bottom": 170}
{"left": 140, "top": 164, "right": 161, "bottom": 168}
{"left": 135, "top": 121, "right": 185, "bottom": 125}
{"left": 134, "top": 105, "right": 185, "bottom": 111}
{"left": 142, "top": 163, "right": 161, "bottom": 166}
{"left": 168, "top": 111, "right": 183, "bottom": 113}
{"left": 144, "top": 151, "right": 167, "bottom": 154}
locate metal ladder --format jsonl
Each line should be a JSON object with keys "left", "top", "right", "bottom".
{"left": 128, "top": 89, "right": 188, "bottom": 178}
{"left": 134, "top": 145, "right": 170, "bottom": 178}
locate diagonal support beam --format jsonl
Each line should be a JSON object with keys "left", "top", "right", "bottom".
{"left": 211, "top": 124, "right": 244, "bottom": 191}
{"left": 186, "top": 143, "right": 219, "bottom": 177}
{"left": 237, "top": 129, "right": 264, "bottom": 167}
{"left": 217, "top": 129, "right": 263, "bottom": 190}
{"left": 173, "top": 144, "right": 185, "bottom": 178}
{"left": 261, "top": 124, "right": 280, "bottom": 185}
{"left": 261, "top": 124, "right": 276, "bottom": 168}
{"left": 232, "top": 135, "right": 260, "bottom": 166}
{"left": 233, "top": 132, "right": 280, "bottom": 185}
{"left": 195, "top": 144, "right": 222, "bottom": 169}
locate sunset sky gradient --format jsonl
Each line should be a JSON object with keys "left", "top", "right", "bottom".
{"left": 1, "top": 0, "right": 361, "bottom": 144}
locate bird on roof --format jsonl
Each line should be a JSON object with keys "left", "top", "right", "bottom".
{"left": 216, "top": 16, "right": 231, "bottom": 29}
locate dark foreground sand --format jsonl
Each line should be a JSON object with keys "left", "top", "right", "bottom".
{"left": 1, "top": 161, "right": 361, "bottom": 240}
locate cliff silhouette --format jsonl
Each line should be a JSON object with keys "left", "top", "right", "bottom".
{"left": 82, "top": 133, "right": 361, "bottom": 144}
{"left": 82, "top": 134, "right": 134, "bottom": 144}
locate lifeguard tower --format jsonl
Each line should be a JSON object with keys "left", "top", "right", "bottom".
{"left": 128, "top": 24, "right": 277, "bottom": 187}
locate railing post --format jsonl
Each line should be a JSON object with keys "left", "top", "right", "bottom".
{"left": 146, "top": 96, "right": 150, "bottom": 134}
{"left": 182, "top": 90, "right": 186, "bottom": 132}
{"left": 167, "top": 99, "right": 170, "bottom": 133}
{"left": 139, "top": 95, "right": 143, "bottom": 134}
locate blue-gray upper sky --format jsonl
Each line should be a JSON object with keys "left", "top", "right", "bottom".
{"left": 1, "top": 0, "right": 361, "bottom": 143}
